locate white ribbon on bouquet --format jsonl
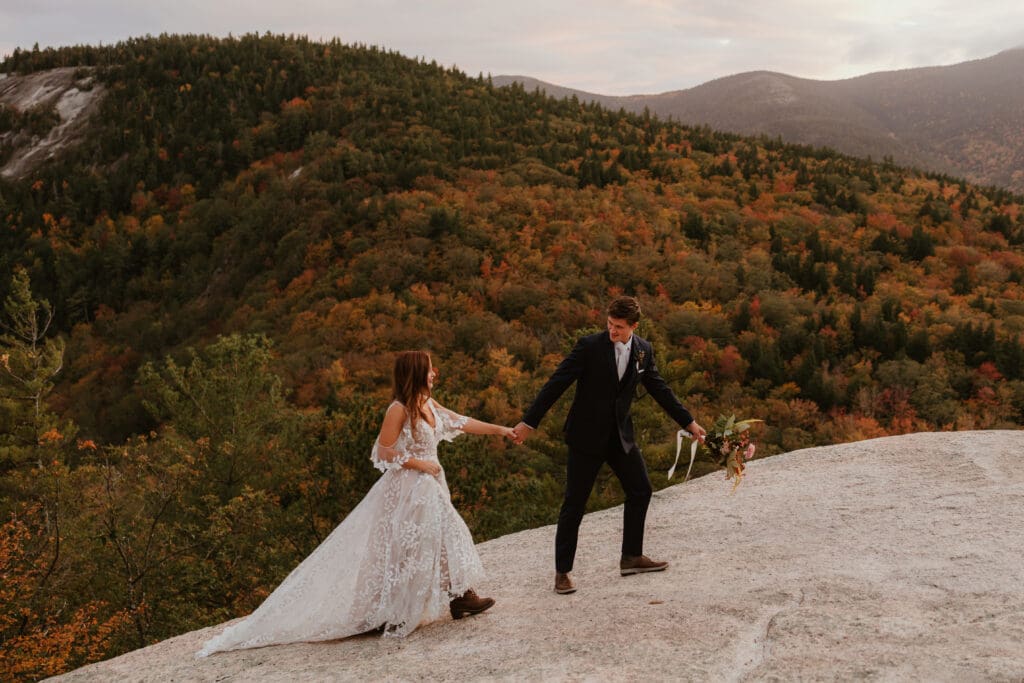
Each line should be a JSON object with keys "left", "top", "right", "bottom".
{"left": 667, "top": 429, "right": 699, "bottom": 481}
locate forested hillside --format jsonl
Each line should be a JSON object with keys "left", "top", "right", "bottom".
{"left": 1, "top": 34, "right": 1023, "bottom": 679}
{"left": 497, "top": 48, "right": 1024, "bottom": 194}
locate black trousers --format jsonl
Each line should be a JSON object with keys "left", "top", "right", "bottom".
{"left": 554, "top": 432, "right": 653, "bottom": 573}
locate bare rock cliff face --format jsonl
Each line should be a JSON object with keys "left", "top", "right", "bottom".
{"left": 0, "top": 67, "right": 105, "bottom": 179}
{"left": 52, "top": 430, "right": 1024, "bottom": 681}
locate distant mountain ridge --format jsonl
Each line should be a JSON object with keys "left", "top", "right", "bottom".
{"left": 495, "top": 48, "right": 1024, "bottom": 193}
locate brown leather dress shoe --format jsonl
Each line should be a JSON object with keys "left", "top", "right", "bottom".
{"left": 620, "top": 555, "right": 669, "bottom": 576}
{"left": 554, "top": 572, "right": 577, "bottom": 594}
{"left": 449, "top": 589, "right": 495, "bottom": 619}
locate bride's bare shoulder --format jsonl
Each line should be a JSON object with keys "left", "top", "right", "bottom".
{"left": 377, "top": 402, "right": 409, "bottom": 444}
{"left": 382, "top": 401, "right": 408, "bottom": 425}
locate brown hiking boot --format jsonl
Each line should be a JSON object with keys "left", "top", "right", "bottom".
{"left": 554, "top": 572, "right": 577, "bottom": 594}
{"left": 449, "top": 589, "right": 495, "bottom": 619}
{"left": 620, "top": 555, "right": 669, "bottom": 576}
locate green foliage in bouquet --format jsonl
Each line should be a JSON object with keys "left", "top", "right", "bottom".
{"left": 701, "top": 414, "right": 763, "bottom": 491}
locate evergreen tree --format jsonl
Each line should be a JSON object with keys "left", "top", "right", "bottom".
{"left": 906, "top": 224, "right": 935, "bottom": 260}
{"left": 0, "top": 268, "right": 66, "bottom": 472}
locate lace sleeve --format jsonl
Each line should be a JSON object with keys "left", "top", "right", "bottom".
{"left": 371, "top": 439, "right": 410, "bottom": 472}
{"left": 433, "top": 401, "right": 469, "bottom": 442}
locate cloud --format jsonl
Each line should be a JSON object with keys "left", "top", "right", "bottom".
{"left": 2, "top": 0, "right": 1023, "bottom": 93}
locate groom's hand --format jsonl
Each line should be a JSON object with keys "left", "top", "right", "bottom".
{"left": 512, "top": 422, "right": 533, "bottom": 444}
{"left": 686, "top": 421, "right": 707, "bottom": 444}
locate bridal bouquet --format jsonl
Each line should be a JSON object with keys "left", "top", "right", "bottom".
{"left": 704, "top": 414, "right": 762, "bottom": 491}
{"left": 668, "top": 413, "right": 762, "bottom": 492}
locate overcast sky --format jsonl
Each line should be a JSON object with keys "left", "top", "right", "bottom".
{"left": 2, "top": 1, "right": 1023, "bottom": 94}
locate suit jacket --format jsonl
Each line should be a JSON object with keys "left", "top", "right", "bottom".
{"left": 522, "top": 331, "right": 693, "bottom": 454}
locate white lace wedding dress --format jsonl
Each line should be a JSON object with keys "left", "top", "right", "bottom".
{"left": 196, "top": 399, "right": 485, "bottom": 656}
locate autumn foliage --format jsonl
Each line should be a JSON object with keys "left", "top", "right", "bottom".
{"left": 0, "top": 505, "right": 132, "bottom": 681}
{"left": 1, "top": 34, "right": 1023, "bottom": 678}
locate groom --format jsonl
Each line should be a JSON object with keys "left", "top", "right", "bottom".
{"left": 513, "top": 296, "right": 705, "bottom": 594}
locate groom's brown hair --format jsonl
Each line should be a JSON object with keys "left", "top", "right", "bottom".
{"left": 608, "top": 296, "right": 641, "bottom": 325}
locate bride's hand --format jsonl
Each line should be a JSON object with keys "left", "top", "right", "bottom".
{"left": 411, "top": 459, "right": 441, "bottom": 476}
{"left": 499, "top": 426, "right": 518, "bottom": 439}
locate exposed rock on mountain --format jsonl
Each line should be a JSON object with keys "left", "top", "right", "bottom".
{"left": 0, "top": 67, "right": 105, "bottom": 179}
{"left": 52, "top": 430, "right": 1024, "bottom": 681}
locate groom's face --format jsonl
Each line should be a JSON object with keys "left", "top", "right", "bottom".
{"left": 607, "top": 316, "right": 638, "bottom": 343}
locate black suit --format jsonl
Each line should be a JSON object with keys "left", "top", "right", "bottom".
{"left": 522, "top": 331, "right": 694, "bottom": 572}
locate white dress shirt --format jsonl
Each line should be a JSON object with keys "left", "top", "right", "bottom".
{"left": 614, "top": 337, "right": 633, "bottom": 380}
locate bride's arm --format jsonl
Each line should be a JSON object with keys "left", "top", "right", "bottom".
{"left": 460, "top": 417, "right": 516, "bottom": 438}
{"left": 433, "top": 400, "right": 516, "bottom": 439}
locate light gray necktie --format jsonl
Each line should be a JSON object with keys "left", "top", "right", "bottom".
{"left": 615, "top": 342, "right": 629, "bottom": 380}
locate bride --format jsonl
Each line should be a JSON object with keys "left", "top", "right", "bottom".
{"left": 197, "top": 351, "right": 514, "bottom": 656}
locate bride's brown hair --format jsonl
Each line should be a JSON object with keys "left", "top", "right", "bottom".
{"left": 392, "top": 351, "right": 432, "bottom": 429}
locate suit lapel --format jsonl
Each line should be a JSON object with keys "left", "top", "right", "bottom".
{"left": 604, "top": 333, "right": 619, "bottom": 386}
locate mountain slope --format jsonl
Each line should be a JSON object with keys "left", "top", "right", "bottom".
{"left": 53, "top": 431, "right": 1024, "bottom": 681}
{"left": 3, "top": 35, "right": 1024, "bottom": 679}
{"left": 495, "top": 48, "right": 1024, "bottom": 192}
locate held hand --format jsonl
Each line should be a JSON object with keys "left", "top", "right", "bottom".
{"left": 686, "top": 421, "right": 707, "bottom": 444}
{"left": 498, "top": 426, "right": 518, "bottom": 440}
{"left": 512, "top": 421, "right": 533, "bottom": 445}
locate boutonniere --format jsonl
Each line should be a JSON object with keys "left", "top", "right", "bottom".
{"left": 635, "top": 349, "right": 646, "bottom": 372}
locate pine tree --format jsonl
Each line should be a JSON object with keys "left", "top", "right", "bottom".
{"left": 0, "top": 268, "right": 65, "bottom": 472}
